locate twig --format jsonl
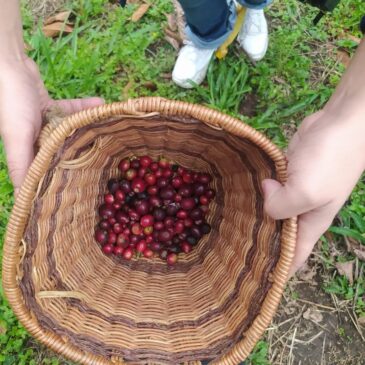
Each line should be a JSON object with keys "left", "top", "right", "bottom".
{"left": 311, "top": 252, "right": 334, "bottom": 266}
{"left": 330, "top": 292, "right": 341, "bottom": 312}
{"left": 267, "top": 316, "right": 297, "bottom": 331}
{"left": 288, "top": 327, "right": 297, "bottom": 365}
{"left": 295, "top": 298, "right": 337, "bottom": 311}
{"left": 321, "top": 335, "right": 327, "bottom": 365}
{"left": 271, "top": 306, "right": 306, "bottom": 348}
{"left": 269, "top": 347, "right": 278, "bottom": 364}
{"left": 318, "top": 59, "right": 341, "bottom": 87}
{"left": 308, "top": 318, "right": 331, "bottom": 333}
{"left": 354, "top": 257, "right": 359, "bottom": 281}
{"left": 345, "top": 306, "right": 365, "bottom": 342}
{"left": 353, "top": 261, "right": 364, "bottom": 312}
{"left": 278, "top": 331, "right": 291, "bottom": 365}
{"left": 293, "top": 330, "right": 324, "bottom": 345}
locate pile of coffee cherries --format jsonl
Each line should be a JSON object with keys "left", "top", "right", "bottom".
{"left": 94, "top": 155, "right": 215, "bottom": 265}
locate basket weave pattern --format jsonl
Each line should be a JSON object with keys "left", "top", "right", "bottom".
{"left": 3, "top": 98, "right": 296, "bottom": 365}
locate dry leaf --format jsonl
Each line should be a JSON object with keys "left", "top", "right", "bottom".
{"left": 43, "top": 22, "right": 73, "bottom": 38}
{"left": 282, "top": 301, "right": 297, "bottom": 316}
{"left": 166, "top": 13, "right": 177, "bottom": 32}
{"left": 44, "top": 10, "right": 72, "bottom": 25}
{"left": 165, "top": 28, "right": 182, "bottom": 43}
{"left": 358, "top": 316, "right": 365, "bottom": 327}
{"left": 354, "top": 249, "right": 365, "bottom": 261}
{"left": 323, "top": 231, "right": 343, "bottom": 257}
{"left": 131, "top": 3, "right": 150, "bottom": 22}
{"left": 164, "top": 35, "right": 180, "bottom": 51}
{"left": 345, "top": 237, "right": 365, "bottom": 262}
{"left": 297, "top": 263, "right": 316, "bottom": 283}
{"left": 143, "top": 81, "right": 157, "bottom": 91}
{"left": 303, "top": 308, "right": 323, "bottom": 323}
{"left": 164, "top": 28, "right": 182, "bottom": 51}
{"left": 335, "top": 261, "right": 354, "bottom": 285}
{"left": 337, "top": 50, "right": 351, "bottom": 68}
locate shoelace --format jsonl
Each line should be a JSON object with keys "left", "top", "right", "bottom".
{"left": 244, "top": 11, "right": 263, "bottom": 35}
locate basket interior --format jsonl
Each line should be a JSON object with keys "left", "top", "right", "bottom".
{"left": 21, "top": 116, "right": 281, "bottom": 364}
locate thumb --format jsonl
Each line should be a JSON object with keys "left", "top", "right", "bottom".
{"left": 262, "top": 178, "right": 283, "bottom": 202}
{"left": 262, "top": 178, "right": 332, "bottom": 277}
{"left": 49, "top": 97, "right": 104, "bottom": 115}
{"left": 262, "top": 178, "right": 317, "bottom": 220}
{"left": 3, "top": 130, "right": 35, "bottom": 197}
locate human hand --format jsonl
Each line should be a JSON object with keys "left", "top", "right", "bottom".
{"left": 262, "top": 108, "right": 365, "bottom": 276}
{"left": 0, "top": 57, "right": 104, "bottom": 196}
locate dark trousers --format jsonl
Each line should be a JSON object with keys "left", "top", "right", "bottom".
{"left": 177, "top": 0, "right": 270, "bottom": 48}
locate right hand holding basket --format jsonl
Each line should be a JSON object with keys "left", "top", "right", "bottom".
{"left": 262, "top": 39, "right": 365, "bottom": 276}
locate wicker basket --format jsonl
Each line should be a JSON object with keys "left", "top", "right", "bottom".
{"left": 2, "top": 97, "right": 296, "bottom": 365}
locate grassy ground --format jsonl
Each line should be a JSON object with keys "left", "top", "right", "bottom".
{"left": 1, "top": 0, "right": 365, "bottom": 364}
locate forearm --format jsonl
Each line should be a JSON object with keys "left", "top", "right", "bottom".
{"left": 325, "top": 39, "right": 365, "bottom": 116}
{"left": 0, "top": 0, "right": 25, "bottom": 61}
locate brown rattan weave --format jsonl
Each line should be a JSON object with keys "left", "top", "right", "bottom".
{"left": 2, "top": 97, "right": 297, "bottom": 365}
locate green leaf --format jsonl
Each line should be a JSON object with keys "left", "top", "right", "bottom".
{"left": 329, "top": 226, "right": 365, "bottom": 243}
{"left": 348, "top": 211, "right": 365, "bottom": 233}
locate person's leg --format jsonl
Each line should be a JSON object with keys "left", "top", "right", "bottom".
{"left": 236, "top": 0, "right": 272, "bottom": 61}
{"left": 238, "top": 0, "right": 271, "bottom": 10}
{"left": 178, "top": 0, "right": 234, "bottom": 49}
{"left": 173, "top": 0, "right": 236, "bottom": 88}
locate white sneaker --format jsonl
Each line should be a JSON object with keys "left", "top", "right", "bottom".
{"left": 172, "top": 42, "right": 216, "bottom": 88}
{"left": 237, "top": 9, "right": 268, "bottom": 62}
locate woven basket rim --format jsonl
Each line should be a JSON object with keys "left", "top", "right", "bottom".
{"left": 2, "top": 97, "right": 297, "bottom": 365}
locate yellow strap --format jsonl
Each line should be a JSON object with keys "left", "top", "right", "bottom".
{"left": 216, "top": 5, "right": 246, "bottom": 59}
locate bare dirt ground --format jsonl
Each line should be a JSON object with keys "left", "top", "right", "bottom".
{"left": 268, "top": 252, "right": 365, "bottom": 365}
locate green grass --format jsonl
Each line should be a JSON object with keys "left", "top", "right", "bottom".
{"left": 1, "top": 0, "right": 365, "bottom": 364}
{"left": 330, "top": 180, "right": 365, "bottom": 244}
{"left": 247, "top": 341, "right": 270, "bottom": 365}
{"left": 320, "top": 178, "right": 365, "bottom": 321}
{"left": 195, "top": 57, "right": 252, "bottom": 113}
